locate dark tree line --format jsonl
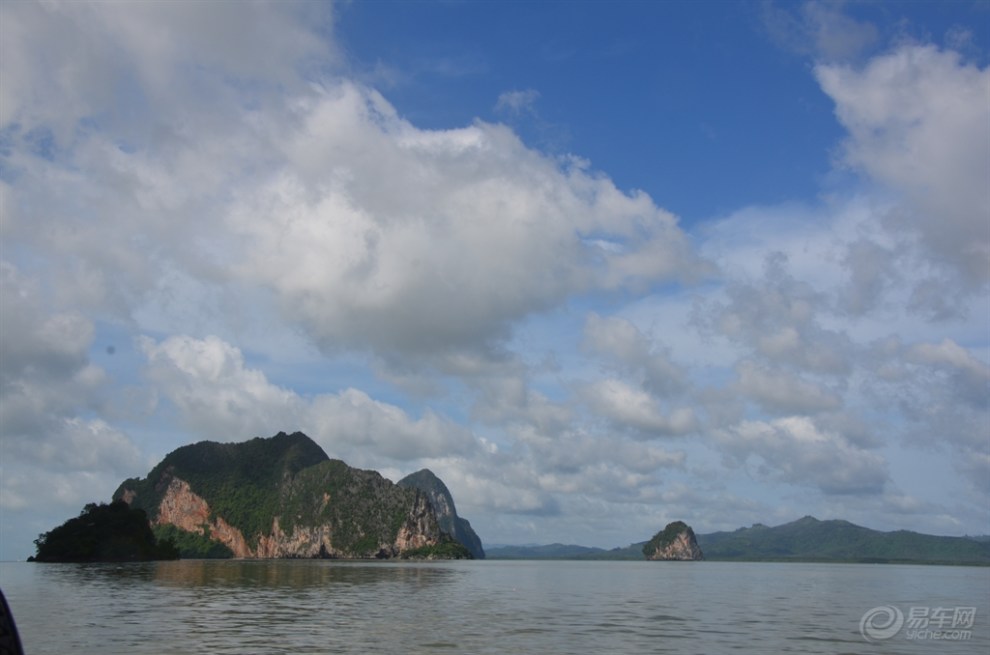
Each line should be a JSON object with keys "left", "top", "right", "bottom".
{"left": 30, "top": 500, "right": 179, "bottom": 562}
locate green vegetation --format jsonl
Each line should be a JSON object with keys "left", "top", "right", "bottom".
{"left": 490, "top": 517, "right": 990, "bottom": 565}
{"left": 30, "top": 501, "right": 179, "bottom": 562}
{"left": 642, "top": 521, "right": 690, "bottom": 558}
{"left": 282, "top": 459, "right": 426, "bottom": 556}
{"left": 153, "top": 524, "right": 234, "bottom": 559}
{"left": 699, "top": 516, "right": 990, "bottom": 565}
{"left": 400, "top": 538, "right": 473, "bottom": 560}
{"left": 115, "top": 431, "right": 329, "bottom": 548}
{"left": 114, "top": 431, "right": 476, "bottom": 559}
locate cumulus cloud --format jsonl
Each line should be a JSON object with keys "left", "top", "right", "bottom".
{"left": 1, "top": 263, "right": 101, "bottom": 435}
{"left": 582, "top": 313, "right": 688, "bottom": 396}
{"left": 1, "top": 1, "right": 987, "bottom": 555}
{"left": 307, "top": 390, "right": 479, "bottom": 463}
{"left": 0, "top": 265, "right": 100, "bottom": 427}
{"left": 734, "top": 360, "right": 842, "bottom": 415}
{"left": 4, "top": 0, "right": 702, "bottom": 371}
{"left": 0, "top": 263, "right": 142, "bottom": 515}
{"left": 685, "top": 39, "right": 989, "bottom": 517}
{"left": 580, "top": 378, "right": 697, "bottom": 438}
{"left": 469, "top": 372, "right": 573, "bottom": 435}
{"left": 817, "top": 45, "right": 990, "bottom": 299}
{"left": 141, "top": 335, "right": 303, "bottom": 440}
{"left": 907, "top": 339, "right": 990, "bottom": 409}
{"left": 226, "top": 82, "right": 701, "bottom": 363}
{"left": 863, "top": 337, "right": 990, "bottom": 496}
{"left": 141, "top": 334, "right": 480, "bottom": 466}
{"left": 697, "top": 252, "right": 854, "bottom": 375}
{"left": 138, "top": 332, "right": 692, "bottom": 523}
{"left": 837, "top": 238, "right": 899, "bottom": 316}
{"left": 0, "top": 0, "right": 331, "bottom": 136}
{"left": 430, "top": 457, "right": 562, "bottom": 517}
{"left": 716, "top": 416, "right": 888, "bottom": 495}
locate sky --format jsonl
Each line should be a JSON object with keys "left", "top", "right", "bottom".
{"left": 0, "top": 0, "right": 988, "bottom": 560}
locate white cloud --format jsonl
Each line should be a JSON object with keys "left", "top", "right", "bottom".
{"left": 495, "top": 88, "right": 541, "bottom": 115}
{"left": 137, "top": 332, "right": 698, "bottom": 535}
{"left": 226, "top": 81, "right": 701, "bottom": 363}
{"left": 0, "top": 263, "right": 118, "bottom": 449}
{"left": 886, "top": 339, "right": 989, "bottom": 494}
{"left": 1, "top": 2, "right": 987, "bottom": 557}
{"left": 4, "top": 0, "right": 702, "bottom": 376}
{"left": 734, "top": 360, "right": 842, "bottom": 415}
{"left": 580, "top": 378, "right": 697, "bottom": 437}
{"left": 0, "top": 264, "right": 142, "bottom": 518}
{"left": 0, "top": 0, "right": 331, "bottom": 137}
{"left": 816, "top": 45, "right": 990, "bottom": 295}
{"left": 762, "top": 0, "right": 878, "bottom": 62}
{"left": 582, "top": 313, "right": 688, "bottom": 396}
{"left": 837, "top": 238, "right": 899, "bottom": 316}
{"left": 469, "top": 373, "right": 574, "bottom": 435}
{"left": 140, "top": 334, "right": 479, "bottom": 467}
{"left": 307, "top": 389, "right": 479, "bottom": 463}
{"left": 140, "top": 335, "right": 304, "bottom": 439}
{"left": 715, "top": 416, "right": 888, "bottom": 495}
{"left": 907, "top": 338, "right": 990, "bottom": 401}
{"left": 697, "top": 252, "right": 854, "bottom": 376}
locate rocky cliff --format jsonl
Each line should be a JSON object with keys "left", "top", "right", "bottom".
{"left": 113, "top": 431, "right": 472, "bottom": 559}
{"left": 643, "top": 521, "right": 704, "bottom": 561}
{"left": 398, "top": 469, "right": 486, "bottom": 559}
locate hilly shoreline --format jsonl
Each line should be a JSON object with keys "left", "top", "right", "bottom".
{"left": 487, "top": 516, "right": 990, "bottom": 566}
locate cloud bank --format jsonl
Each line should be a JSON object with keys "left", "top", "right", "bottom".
{"left": 0, "top": 1, "right": 986, "bottom": 557}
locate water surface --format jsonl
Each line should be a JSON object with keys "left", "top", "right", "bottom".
{"left": 1, "top": 560, "right": 987, "bottom": 654}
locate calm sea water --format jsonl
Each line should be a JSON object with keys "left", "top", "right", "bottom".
{"left": 1, "top": 559, "right": 987, "bottom": 654}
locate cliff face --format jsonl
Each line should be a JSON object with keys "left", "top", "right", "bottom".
{"left": 398, "top": 469, "right": 486, "bottom": 559}
{"left": 157, "top": 478, "right": 253, "bottom": 557}
{"left": 643, "top": 521, "right": 704, "bottom": 561}
{"left": 113, "top": 432, "right": 467, "bottom": 559}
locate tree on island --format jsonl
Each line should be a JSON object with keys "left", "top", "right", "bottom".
{"left": 30, "top": 500, "right": 179, "bottom": 562}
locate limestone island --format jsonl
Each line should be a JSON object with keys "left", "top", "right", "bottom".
{"left": 643, "top": 521, "right": 704, "bottom": 561}
{"left": 31, "top": 431, "right": 483, "bottom": 562}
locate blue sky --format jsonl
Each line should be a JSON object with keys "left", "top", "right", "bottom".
{"left": 338, "top": 1, "right": 841, "bottom": 223}
{"left": 1, "top": 1, "right": 988, "bottom": 560}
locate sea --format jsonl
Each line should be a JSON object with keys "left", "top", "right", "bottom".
{"left": 1, "top": 559, "right": 987, "bottom": 654}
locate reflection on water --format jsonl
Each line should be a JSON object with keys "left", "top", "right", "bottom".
{"left": 3, "top": 560, "right": 465, "bottom": 655}
{"left": 152, "top": 559, "right": 459, "bottom": 590}
{"left": 1, "top": 560, "right": 987, "bottom": 655}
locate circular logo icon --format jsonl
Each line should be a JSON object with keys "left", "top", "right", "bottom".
{"left": 860, "top": 605, "right": 904, "bottom": 642}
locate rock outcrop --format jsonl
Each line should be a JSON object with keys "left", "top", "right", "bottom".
{"left": 156, "top": 478, "right": 252, "bottom": 557}
{"left": 643, "top": 521, "right": 704, "bottom": 561}
{"left": 398, "top": 469, "right": 486, "bottom": 559}
{"left": 113, "top": 431, "right": 473, "bottom": 559}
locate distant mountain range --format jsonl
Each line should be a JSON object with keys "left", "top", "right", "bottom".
{"left": 486, "top": 516, "right": 990, "bottom": 565}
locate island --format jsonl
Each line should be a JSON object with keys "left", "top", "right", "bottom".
{"left": 112, "top": 431, "right": 476, "bottom": 560}
{"left": 643, "top": 521, "right": 704, "bottom": 561}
